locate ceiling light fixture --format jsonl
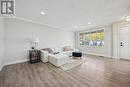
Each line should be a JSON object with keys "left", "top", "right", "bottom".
{"left": 41, "top": 11, "right": 45, "bottom": 15}
{"left": 88, "top": 22, "right": 91, "bottom": 24}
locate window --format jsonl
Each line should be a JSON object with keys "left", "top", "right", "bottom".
{"left": 84, "top": 32, "right": 90, "bottom": 46}
{"left": 80, "top": 33, "right": 85, "bottom": 45}
{"left": 96, "top": 30, "right": 104, "bottom": 46}
{"left": 79, "top": 29, "right": 104, "bottom": 46}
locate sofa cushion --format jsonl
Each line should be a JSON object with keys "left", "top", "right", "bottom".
{"left": 63, "top": 46, "right": 73, "bottom": 51}
{"left": 42, "top": 48, "right": 53, "bottom": 54}
{"left": 53, "top": 48, "right": 63, "bottom": 52}
{"left": 60, "top": 51, "right": 73, "bottom": 57}
{"left": 49, "top": 54, "right": 69, "bottom": 67}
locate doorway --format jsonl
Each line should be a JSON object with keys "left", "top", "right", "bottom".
{"left": 119, "top": 26, "right": 130, "bottom": 59}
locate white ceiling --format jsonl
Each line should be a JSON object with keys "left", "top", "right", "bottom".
{"left": 15, "top": 0, "right": 130, "bottom": 31}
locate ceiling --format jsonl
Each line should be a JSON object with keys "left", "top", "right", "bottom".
{"left": 15, "top": 0, "right": 130, "bottom": 31}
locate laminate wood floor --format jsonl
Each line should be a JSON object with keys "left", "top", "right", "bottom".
{"left": 0, "top": 55, "right": 130, "bottom": 87}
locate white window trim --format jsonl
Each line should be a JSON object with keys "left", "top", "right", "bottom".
{"left": 79, "top": 28, "right": 105, "bottom": 47}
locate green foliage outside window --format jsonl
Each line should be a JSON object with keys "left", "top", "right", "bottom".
{"left": 79, "top": 30, "right": 104, "bottom": 46}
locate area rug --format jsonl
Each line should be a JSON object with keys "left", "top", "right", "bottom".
{"left": 60, "top": 57, "right": 87, "bottom": 71}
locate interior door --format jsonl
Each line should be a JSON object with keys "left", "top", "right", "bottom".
{"left": 119, "top": 27, "right": 130, "bottom": 59}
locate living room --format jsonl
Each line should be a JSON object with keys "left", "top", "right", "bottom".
{"left": 0, "top": 0, "right": 130, "bottom": 87}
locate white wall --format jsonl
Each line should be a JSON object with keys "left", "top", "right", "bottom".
{"left": 4, "top": 18, "right": 75, "bottom": 65}
{"left": 0, "top": 18, "right": 5, "bottom": 71}
{"left": 112, "top": 23, "right": 120, "bottom": 59}
{"left": 75, "top": 25, "right": 112, "bottom": 57}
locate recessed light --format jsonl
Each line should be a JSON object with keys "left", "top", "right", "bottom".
{"left": 41, "top": 11, "right": 45, "bottom": 15}
{"left": 88, "top": 22, "right": 91, "bottom": 24}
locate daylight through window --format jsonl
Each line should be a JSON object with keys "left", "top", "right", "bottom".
{"left": 79, "top": 29, "right": 104, "bottom": 46}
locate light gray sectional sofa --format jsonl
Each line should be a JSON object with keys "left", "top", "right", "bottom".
{"left": 40, "top": 47, "right": 79, "bottom": 67}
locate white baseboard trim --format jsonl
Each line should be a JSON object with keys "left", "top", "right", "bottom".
{"left": 83, "top": 52, "right": 112, "bottom": 58}
{"left": 4, "top": 59, "right": 28, "bottom": 66}
{"left": 112, "top": 56, "right": 120, "bottom": 59}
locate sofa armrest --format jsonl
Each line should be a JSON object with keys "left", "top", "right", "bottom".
{"left": 40, "top": 50, "right": 49, "bottom": 63}
{"left": 73, "top": 48, "right": 80, "bottom": 52}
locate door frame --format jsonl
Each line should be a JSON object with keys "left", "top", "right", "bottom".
{"left": 113, "top": 21, "right": 130, "bottom": 59}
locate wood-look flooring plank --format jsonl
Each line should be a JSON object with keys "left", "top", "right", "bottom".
{"left": 0, "top": 55, "right": 130, "bottom": 87}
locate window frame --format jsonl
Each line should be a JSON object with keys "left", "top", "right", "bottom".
{"left": 79, "top": 28, "right": 105, "bottom": 47}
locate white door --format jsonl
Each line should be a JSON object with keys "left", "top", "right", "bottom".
{"left": 119, "top": 27, "right": 130, "bottom": 59}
